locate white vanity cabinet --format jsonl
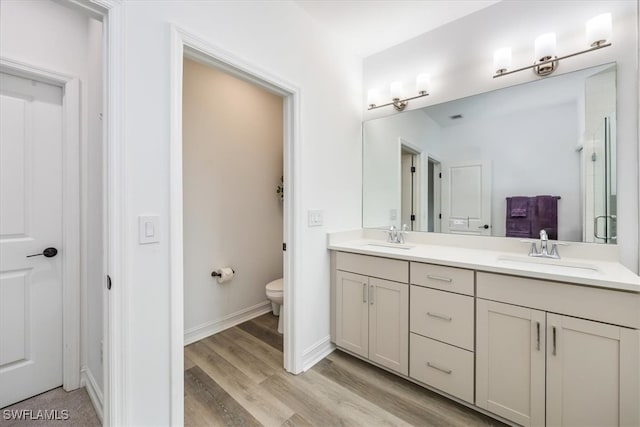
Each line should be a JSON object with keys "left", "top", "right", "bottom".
{"left": 334, "top": 252, "right": 409, "bottom": 375}
{"left": 329, "top": 245, "right": 640, "bottom": 427}
{"left": 476, "top": 273, "right": 640, "bottom": 427}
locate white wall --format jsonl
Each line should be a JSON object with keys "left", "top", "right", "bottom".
{"left": 120, "top": 2, "right": 362, "bottom": 424}
{"left": 363, "top": 110, "right": 441, "bottom": 228}
{"left": 363, "top": 0, "right": 638, "bottom": 272}
{"left": 0, "top": 0, "right": 104, "bottom": 391}
{"left": 437, "top": 102, "right": 581, "bottom": 241}
{"left": 182, "top": 58, "right": 283, "bottom": 338}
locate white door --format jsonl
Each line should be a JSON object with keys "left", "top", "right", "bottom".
{"left": 368, "top": 278, "right": 408, "bottom": 375}
{"left": 476, "top": 300, "right": 545, "bottom": 427}
{"left": 546, "top": 314, "right": 640, "bottom": 427}
{"left": 441, "top": 160, "right": 491, "bottom": 235}
{"left": 335, "top": 271, "right": 369, "bottom": 358}
{"left": 0, "top": 72, "right": 63, "bottom": 407}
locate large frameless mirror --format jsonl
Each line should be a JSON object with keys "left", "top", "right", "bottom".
{"left": 363, "top": 63, "right": 617, "bottom": 243}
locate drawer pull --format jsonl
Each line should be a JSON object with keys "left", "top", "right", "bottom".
{"left": 427, "top": 362, "right": 452, "bottom": 375}
{"left": 552, "top": 326, "right": 557, "bottom": 356}
{"left": 426, "top": 275, "right": 452, "bottom": 283}
{"left": 536, "top": 321, "right": 540, "bottom": 351}
{"left": 427, "top": 312, "right": 452, "bottom": 321}
{"left": 362, "top": 283, "right": 367, "bottom": 303}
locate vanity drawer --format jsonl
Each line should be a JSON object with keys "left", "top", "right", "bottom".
{"left": 410, "top": 333, "right": 474, "bottom": 404}
{"left": 410, "top": 263, "right": 474, "bottom": 296}
{"left": 335, "top": 252, "right": 408, "bottom": 283}
{"left": 410, "top": 286, "right": 474, "bottom": 351}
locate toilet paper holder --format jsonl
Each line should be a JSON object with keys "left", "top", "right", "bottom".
{"left": 211, "top": 268, "right": 235, "bottom": 278}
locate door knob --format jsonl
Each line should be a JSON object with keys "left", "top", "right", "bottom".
{"left": 27, "top": 247, "right": 58, "bottom": 258}
{"left": 478, "top": 224, "right": 490, "bottom": 229}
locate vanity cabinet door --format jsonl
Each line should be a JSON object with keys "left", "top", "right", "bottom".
{"left": 476, "top": 299, "right": 545, "bottom": 427}
{"left": 546, "top": 314, "right": 640, "bottom": 427}
{"left": 368, "top": 278, "right": 409, "bottom": 375}
{"left": 335, "top": 271, "right": 369, "bottom": 358}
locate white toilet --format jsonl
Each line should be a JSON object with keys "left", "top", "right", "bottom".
{"left": 265, "top": 278, "right": 284, "bottom": 334}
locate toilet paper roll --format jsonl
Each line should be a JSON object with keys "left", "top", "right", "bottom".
{"left": 215, "top": 267, "right": 234, "bottom": 284}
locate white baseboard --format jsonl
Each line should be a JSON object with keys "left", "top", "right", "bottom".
{"left": 302, "top": 335, "right": 335, "bottom": 371}
{"left": 80, "top": 367, "right": 103, "bottom": 422}
{"left": 184, "top": 300, "right": 272, "bottom": 346}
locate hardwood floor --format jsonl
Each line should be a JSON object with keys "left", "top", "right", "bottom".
{"left": 185, "top": 313, "right": 506, "bottom": 427}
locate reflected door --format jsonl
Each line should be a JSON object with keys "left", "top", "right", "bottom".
{"left": 441, "top": 160, "right": 492, "bottom": 235}
{"left": 0, "top": 73, "right": 64, "bottom": 407}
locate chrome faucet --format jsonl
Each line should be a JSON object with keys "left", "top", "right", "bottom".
{"left": 387, "top": 225, "right": 397, "bottom": 243}
{"left": 387, "top": 224, "right": 409, "bottom": 244}
{"left": 528, "top": 229, "right": 561, "bottom": 259}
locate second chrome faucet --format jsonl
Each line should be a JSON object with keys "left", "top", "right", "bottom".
{"left": 528, "top": 229, "right": 566, "bottom": 259}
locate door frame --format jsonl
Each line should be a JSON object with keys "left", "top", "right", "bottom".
{"left": 0, "top": 58, "right": 82, "bottom": 392}
{"left": 398, "top": 138, "right": 428, "bottom": 230}
{"left": 58, "top": 0, "right": 126, "bottom": 424}
{"left": 169, "top": 25, "right": 302, "bottom": 425}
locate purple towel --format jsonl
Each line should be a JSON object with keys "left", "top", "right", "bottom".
{"left": 509, "top": 197, "right": 529, "bottom": 217}
{"left": 506, "top": 220, "right": 531, "bottom": 237}
{"left": 536, "top": 195, "right": 558, "bottom": 240}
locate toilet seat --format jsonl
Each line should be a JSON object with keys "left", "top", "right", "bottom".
{"left": 266, "top": 278, "right": 283, "bottom": 297}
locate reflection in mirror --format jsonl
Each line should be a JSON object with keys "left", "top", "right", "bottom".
{"left": 363, "top": 63, "right": 616, "bottom": 244}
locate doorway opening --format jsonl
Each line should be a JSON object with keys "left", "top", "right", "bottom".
{"left": 169, "top": 27, "right": 300, "bottom": 425}
{"left": 181, "top": 55, "right": 286, "bottom": 423}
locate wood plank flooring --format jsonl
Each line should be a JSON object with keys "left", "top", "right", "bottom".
{"left": 185, "top": 313, "right": 506, "bottom": 427}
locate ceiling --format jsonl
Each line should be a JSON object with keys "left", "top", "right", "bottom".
{"left": 293, "top": 0, "right": 501, "bottom": 57}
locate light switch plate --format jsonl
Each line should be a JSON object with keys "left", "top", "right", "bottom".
{"left": 308, "top": 210, "right": 323, "bottom": 227}
{"left": 138, "top": 215, "right": 160, "bottom": 244}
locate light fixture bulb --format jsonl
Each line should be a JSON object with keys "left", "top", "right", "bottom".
{"left": 534, "top": 33, "right": 557, "bottom": 61}
{"left": 390, "top": 81, "right": 403, "bottom": 100}
{"left": 367, "top": 88, "right": 379, "bottom": 107}
{"left": 493, "top": 47, "right": 512, "bottom": 74}
{"left": 416, "top": 74, "right": 430, "bottom": 95}
{"left": 586, "top": 13, "right": 612, "bottom": 47}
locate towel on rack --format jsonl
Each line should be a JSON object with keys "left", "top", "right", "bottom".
{"left": 509, "top": 197, "right": 529, "bottom": 217}
{"left": 506, "top": 196, "right": 536, "bottom": 238}
{"left": 536, "top": 195, "right": 558, "bottom": 240}
{"left": 506, "top": 219, "right": 531, "bottom": 237}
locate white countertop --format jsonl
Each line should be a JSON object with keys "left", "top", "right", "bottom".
{"left": 328, "top": 237, "right": 640, "bottom": 293}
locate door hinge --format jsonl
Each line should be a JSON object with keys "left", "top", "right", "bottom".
{"left": 410, "top": 214, "right": 416, "bottom": 221}
{"left": 282, "top": 243, "right": 287, "bottom": 251}
{"left": 410, "top": 166, "right": 416, "bottom": 173}
{"left": 107, "top": 275, "right": 112, "bottom": 290}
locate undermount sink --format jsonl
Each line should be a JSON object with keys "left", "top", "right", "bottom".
{"left": 496, "top": 255, "right": 600, "bottom": 275}
{"left": 364, "top": 242, "right": 415, "bottom": 250}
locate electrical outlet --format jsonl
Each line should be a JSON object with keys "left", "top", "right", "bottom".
{"left": 308, "top": 210, "right": 323, "bottom": 227}
{"left": 390, "top": 209, "right": 397, "bottom": 220}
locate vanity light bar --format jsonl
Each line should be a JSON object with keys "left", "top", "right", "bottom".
{"left": 493, "top": 42, "right": 611, "bottom": 78}
{"left": 493, "top": 13, "right": 613, "bottom": 79}
{"left": 368, "top": 91, "right": 429, "bottom": 111}
{"left": 368, "top": 74, "right": 430, "bottom": 111}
